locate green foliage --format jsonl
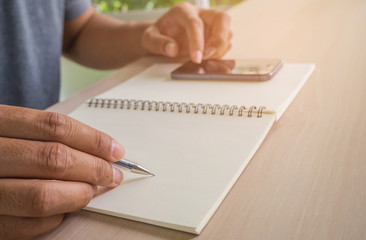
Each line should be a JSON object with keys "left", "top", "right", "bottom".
{"left": 93, "top": 0, "right": 244, "bottom": 12}
{"left": 210, "top": 0, "right": 244, "bottom": 7}
{"left": 93, "top": 0, "right": 183, "bottom": 12}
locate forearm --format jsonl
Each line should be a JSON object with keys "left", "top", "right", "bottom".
{"left": 63, "top": 10, "right": 152, "bottom": 70}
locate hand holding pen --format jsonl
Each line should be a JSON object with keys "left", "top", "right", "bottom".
{"left": 0, "top": 106, "right": 130, "bottom": 238}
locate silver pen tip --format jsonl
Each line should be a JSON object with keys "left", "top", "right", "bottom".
{"left": 131, "top": 164, "right": 155, "bottom": 176}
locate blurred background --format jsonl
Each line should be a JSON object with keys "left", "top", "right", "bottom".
{"left": 92, "top": 0, "right": 243, "bottom": 12}
{"left": 61, "top": 0, "right": 244, "bottom": 100}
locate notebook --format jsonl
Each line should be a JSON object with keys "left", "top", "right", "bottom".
{"left": 69, "top": 63, "right": 315, "bottom": 234}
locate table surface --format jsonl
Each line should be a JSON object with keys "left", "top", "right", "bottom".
{"left": 38, "top": 0, "right": 366, "bottom": 239}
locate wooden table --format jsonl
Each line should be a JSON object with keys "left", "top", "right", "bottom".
{"left": 39, "top": 0, "right": 366, "bottom": 239}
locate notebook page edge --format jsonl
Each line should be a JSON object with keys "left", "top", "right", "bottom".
{"left": 195, "top": 114, "right": 276, "bottom": 233}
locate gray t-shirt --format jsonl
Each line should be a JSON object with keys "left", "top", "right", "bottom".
{"left": 0, "top": 0, "right": 90, "bottom": 109}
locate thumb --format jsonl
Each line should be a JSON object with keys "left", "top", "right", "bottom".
{"left": 141, "top": 26, "right": 178, "bottom": 57}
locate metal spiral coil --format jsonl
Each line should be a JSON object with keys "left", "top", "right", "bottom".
{"left": 87, "top": 98, "right": 266, "bottom": 118}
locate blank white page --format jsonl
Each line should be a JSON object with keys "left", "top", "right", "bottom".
{"left": 70, "top": 105, "right": 276, "bottom": 233}
{"left": 96, "top": 63, "right": 315, "bottom": 120}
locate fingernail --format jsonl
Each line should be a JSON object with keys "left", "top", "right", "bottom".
{"left": 112, "top": 140, "right": 125, "bottom": 160}
{"left": 204, "top": 47, "right": 216, "bottom": 59}
{"left": 192, "top": 50, "right": 203, "bottom": 64}
{"left": 165, "top": 42, "right": 177, "bottom": 57}
{"left": 111, "top": 167, "right": 123, "bottom": 187}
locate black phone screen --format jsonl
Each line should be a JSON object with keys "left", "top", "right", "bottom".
{"left": 171, "top": 59, "right": 283, "bottom": 81}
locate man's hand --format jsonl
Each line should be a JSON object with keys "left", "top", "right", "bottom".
{"left": 64, "top": 2, "right": 231, "bottom": 69}
{"left": 141, "top": 2, "right": 232, "bottom": 63}
{"left": 0, "top": 105, "right": 125, "bottom": 239}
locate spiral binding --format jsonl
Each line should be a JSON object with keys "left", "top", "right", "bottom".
{"left": 87, "top": 98, "right": 267, "bottom": 118}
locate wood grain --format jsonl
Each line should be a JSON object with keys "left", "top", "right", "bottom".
{"left": 38, "top": 0, "right": 366, "bottom": 239}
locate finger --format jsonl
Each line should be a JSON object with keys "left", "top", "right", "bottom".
{"left": 229, "top": 30, "right": 233, "bottom": 41}
{"left": 169, "top": 3, "right": 204, "bottom": 63}
{"left": 0, "top": 105, "right": 125, "bottom": 162}
{"left": 205, "top": 30, "right": 232, "bottom": 60}
{"left": 142, "top": 26, "right": 179, "bottom": 57}
{"left": 0, "top": 137, "right": 123, "bottom": 187}
{"left": 0, "top": 214, "right": 64, "bottom": 240}
{"left": 0, "top": 179, "right": 96, "bottom": 217}
{"left": 211, "top": 42, "right": 232, "bottom": 59}
{"left": 199, "top": 9, "right": 231, "bottom": 59}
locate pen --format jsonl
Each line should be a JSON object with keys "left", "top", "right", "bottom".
{"left": 113, "top": 159, "right": 155, "bottom": 176}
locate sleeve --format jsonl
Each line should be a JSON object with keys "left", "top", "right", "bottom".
{"left": 64, "top": 0, "right": 91, "bottom": 21}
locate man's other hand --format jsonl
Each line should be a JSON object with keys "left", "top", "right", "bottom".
{"left": 141, "top": 2, "right": 232, "bottom": 63}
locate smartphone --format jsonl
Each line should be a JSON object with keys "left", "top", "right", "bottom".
{"left": 171, "top": 59, "right": 283, "bottom": 81}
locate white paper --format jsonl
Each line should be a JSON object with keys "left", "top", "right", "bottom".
{"left": 70, "top": 105, "right": 275, "bottom": 233}
{"left": 69, "top": 62, "right": 314, "bottom": 233}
